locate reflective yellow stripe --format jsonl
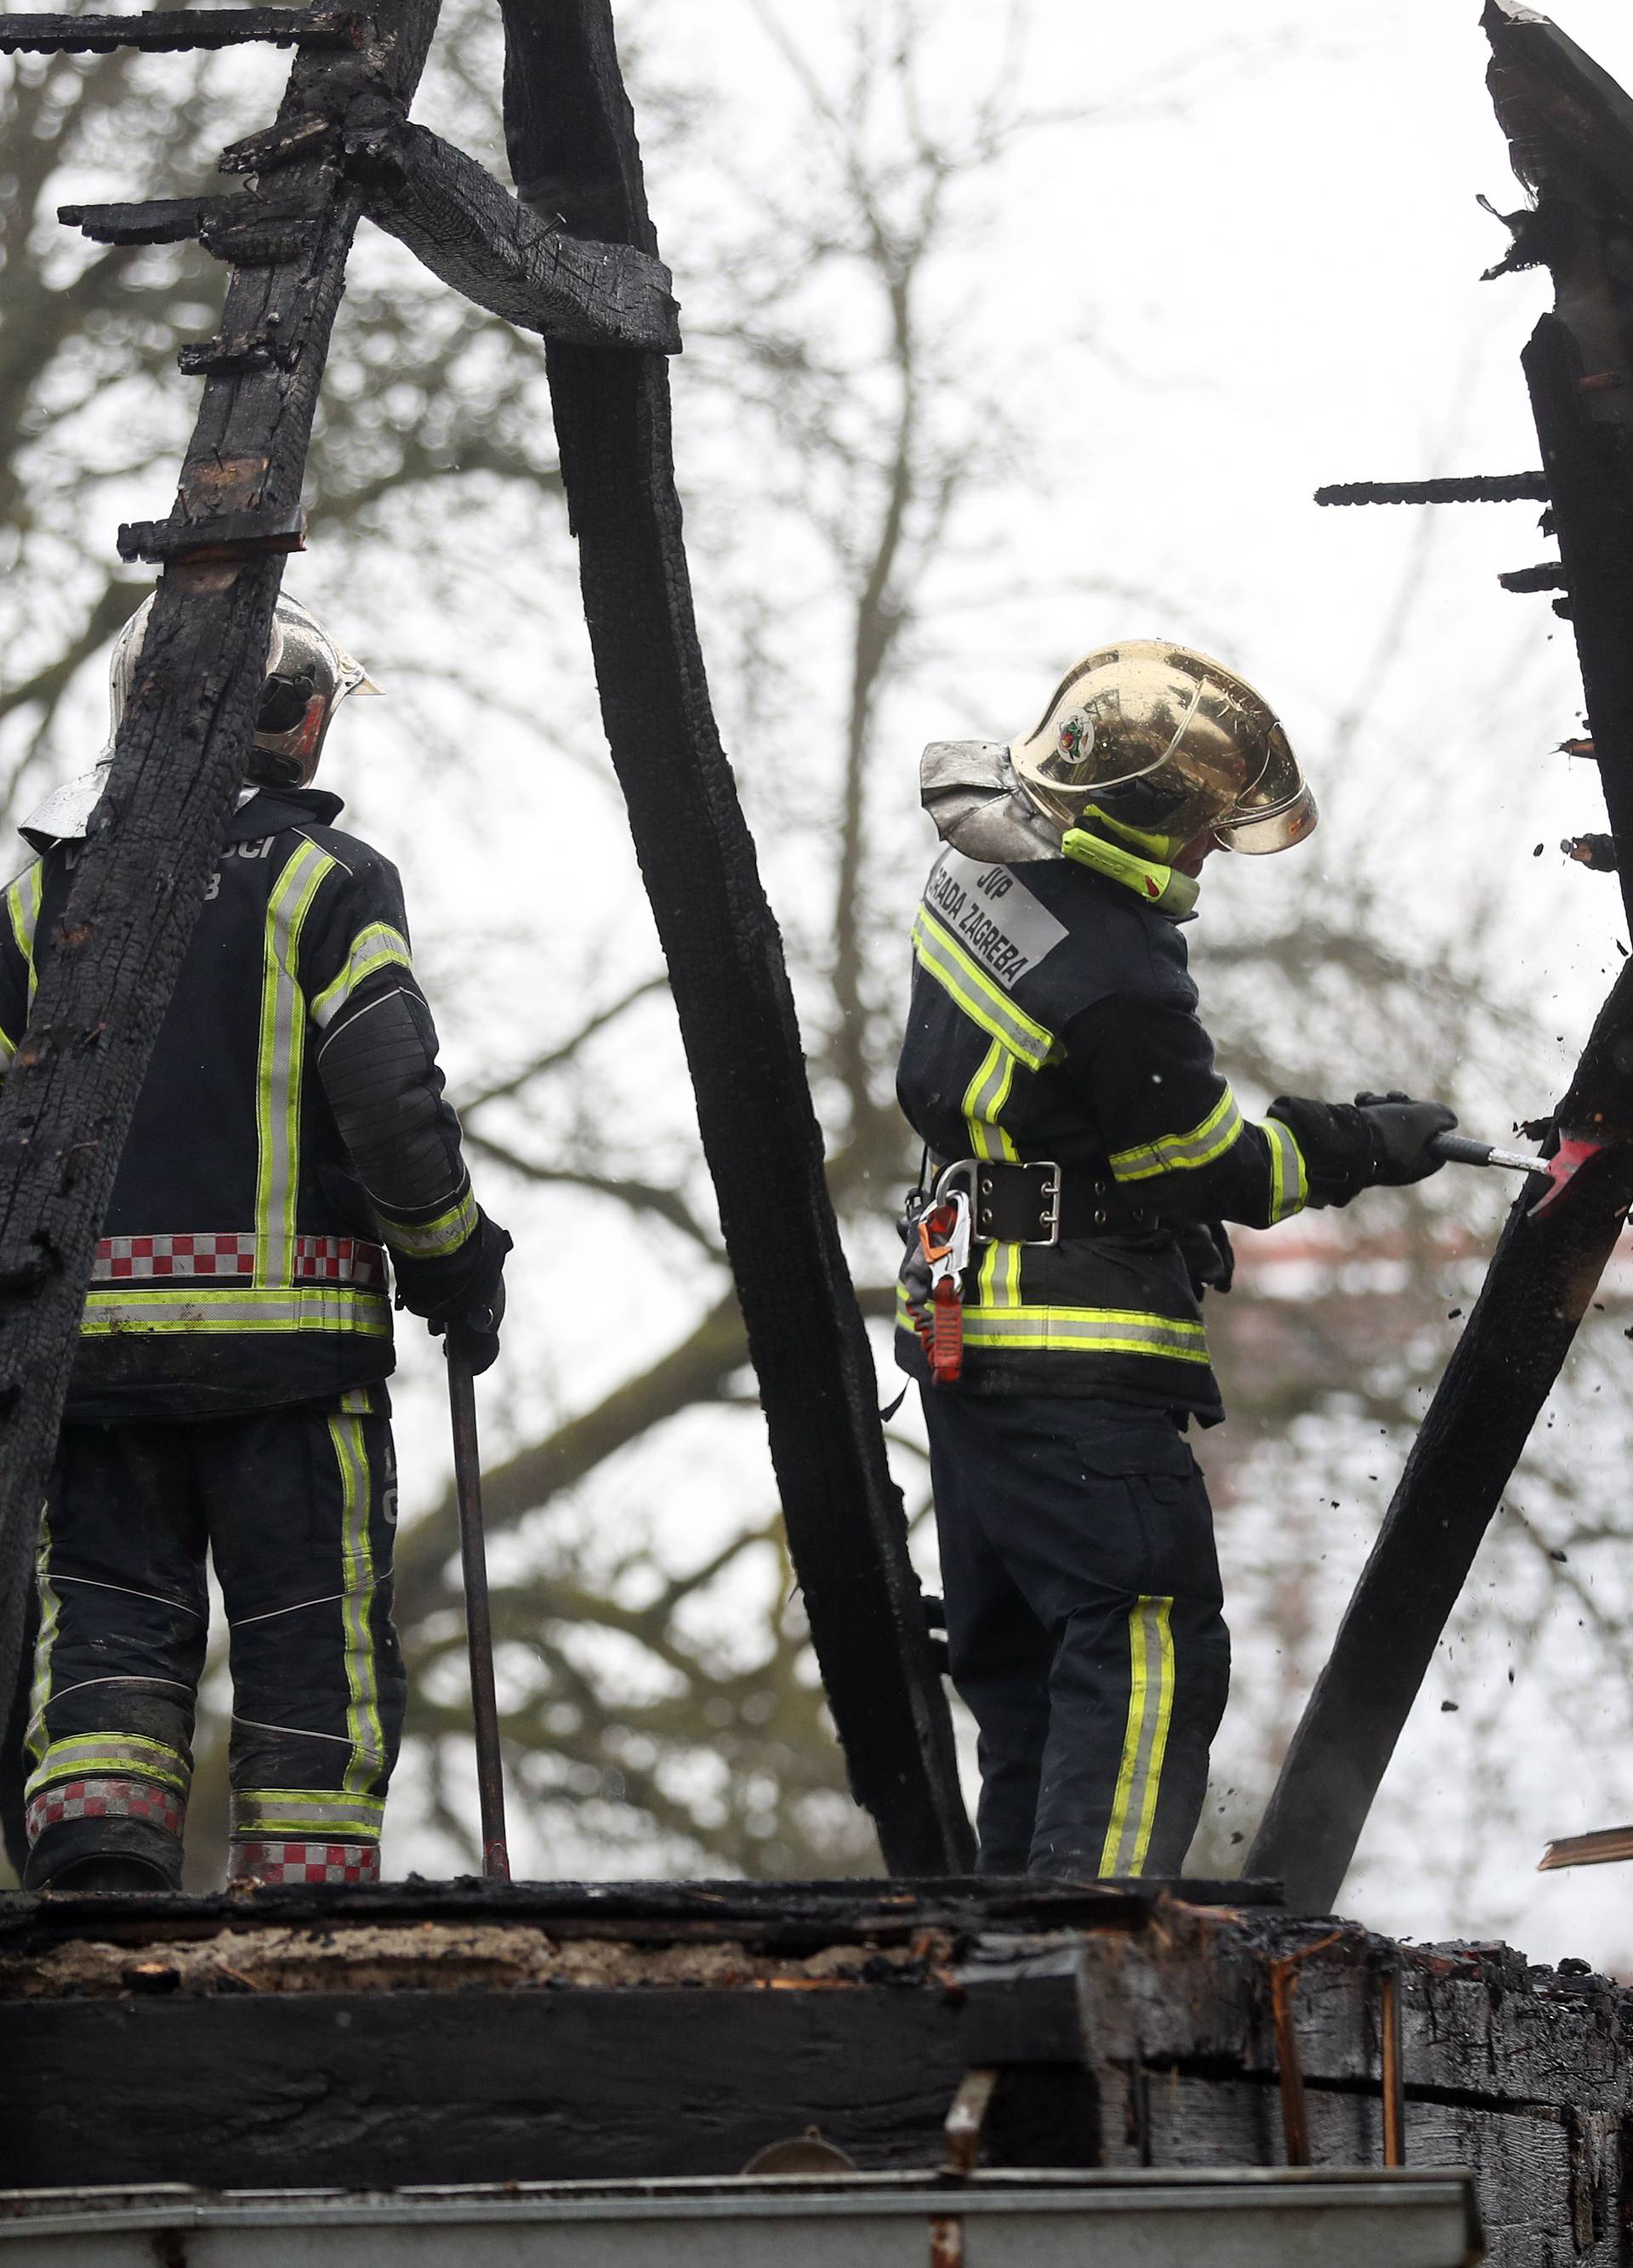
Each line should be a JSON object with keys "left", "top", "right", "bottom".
{"left": 1263, "top": 1116, "right": 1308, "bottom": 1223}
{"left": 962, "top": 1038, "right": 1020, "bottom": 1165}
{"left": 26, "top": 1507, "right": 60, "bottom": 1773}
{"left": 328, "top": 1412, "right": 385, "bottom": 1795}
{"left": 310, "top": 922, "right": 413, "bottom": 1030}
{"left": 0, "top": 1022, "right": 14, "bottom": 1074}
{"left": 7, "top": 863, "right": 43, "bottom": 1004}
{"left": 377, "top": 1182, "right": 479, "bottom": 1261}
{"left": 1108, "top": 1088, "right": 1244, "bottom": 1183}
{"left": 81, "top": 1285, "right": 390, "bottom": 1336}
{"left": 896, "top": 1296, "right": 1209, "bottom": 1363}
{"left": 26, "top": 1732, "right": 191, "bottom": 1802}
{"left": 911, "top": 907, "right": 1055, "bottom": 1071}
{"left": 976, "top": 1237, "right": 1021, "bottom": 1310}
{"left": 255, "top": 843, "right": 335, "bottom": 1288}
{"left": 1099, "top": 1595, "right": 1175, "bottom": 1876}
{"left": 232, "top": 1788, "right": 385, "bottom": 1839}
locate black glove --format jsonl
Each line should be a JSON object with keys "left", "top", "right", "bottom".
{"left": 1177, "top": 1219, "right": 1234, "bottom": 1298}
{"left": 427, "top": 1221, "right": 511, "bottom": 1377}
{"left": 1353, "top": 1090, "right": 1458, "bottom": 1187}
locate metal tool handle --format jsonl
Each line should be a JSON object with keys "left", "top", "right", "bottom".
{"left": 447, "top": 1353, "right": 510, "bottom": 1883}
{"left": 1430, "top": 1131, "right": 1541, "bottom": 1175}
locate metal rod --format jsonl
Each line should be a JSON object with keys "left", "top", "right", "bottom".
{"left": 1270, "top": 1961, "right": 1312, "bottom": 2167}
{"left": 447, "top": 1354, "right": 510, "bottom": 1882}
{"left": 1430, "top": 1131, "right": 1543, "bottom": 1176}
{"left": 1380, "top": 1971, "right": 1405, "bottom": 2168}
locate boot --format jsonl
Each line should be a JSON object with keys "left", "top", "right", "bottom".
{"left": 45, "top": 1853, "right": 175, "bottom": 1893}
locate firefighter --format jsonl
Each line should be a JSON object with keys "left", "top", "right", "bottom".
{"left": 0, "top": 593, "right": 509, "bottom": 1893}
{"left": 896, "top": 640, "right": 1455, "bottom": 1881}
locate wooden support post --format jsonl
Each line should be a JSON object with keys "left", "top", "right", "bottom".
{"left": 496, "top": 0, "right": 972, "bottom": 1872}
{"left": 0, "top": 0, "right": 444, "bottom": 1713}
{"left": 1250, "top": 1, "right": 1633, "bottom": 1912}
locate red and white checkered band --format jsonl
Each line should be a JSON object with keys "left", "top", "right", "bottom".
{"left": 230, "top": 1839, "right": 381, "bottom": 1888}
{"left": 94, "top": 1234, "right": 387, "bottom": 1289}
{"left": 26, "top": 1776, "right": 185, "bottom": 1845}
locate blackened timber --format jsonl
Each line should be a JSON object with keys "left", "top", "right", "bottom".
{"left": 58, "top": 195, "right": 245, "bottom": 247}
{"left": 498, "top": 0, "right": 971, "bottom": 1871}
{"left": 0, "top": 9, "right": 367, "bottom": 54}
{"left": 1314, "top": 473, "right": 1550, "bottom": 506}
{"left": 1252, "top": 0, "right": 1633, "bottom": 1920}
{"left": 0, "top": 0, "right": 444, "bottom": 1719}
{"left": 355, "top": 119, "right": 679, "bottom": 352}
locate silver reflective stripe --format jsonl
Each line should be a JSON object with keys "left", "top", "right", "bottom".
{"left": 1100, "top": 1596, "right": 1176, "bottom": 1875}
{"left": 26, "top": 1731, "right": 191, "bottom": 1802}
{"left": 231, "top": 1788, "right": 385, "bottom": 1838}
{"left": 255, "top": 842, "right": 335, "bottom": 1288}
{"left": 80, "top": 1286, "right": 390, "bottom": 1336}
{"left": 310, "top": 921, "right": 413, "bottom": 1030}
{"left": 959, "top": 1305, "right": 1209, "bottom": 1363}
{"left": 910, "top": 906, "right": 1055, "bottom": 1071}
{"left": 962, "top": 1038, "right": 1019, "bottom": 1164}
{"left": 1263, "top": 1116, "right": 1308, "bottom": 1223}
{"left": 1109, "top": 1088, "right": 1244, "bottom": 1183}
{"left": 378, "top": 1181, "right": 478, "bottom": 1260}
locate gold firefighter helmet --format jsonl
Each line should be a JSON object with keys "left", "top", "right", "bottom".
{"left": 107, "top": 589, "right": 381, "bottom": 787}
{"left": 1009, "top": 639, "right": 1317, "bottom": 855}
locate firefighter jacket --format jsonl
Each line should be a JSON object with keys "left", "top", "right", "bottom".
{"left": 0, "top": 786, "right": 502, "bottom": 1423}
{"left": 894, "top": 833, "right": 1377, "bottom": 1421}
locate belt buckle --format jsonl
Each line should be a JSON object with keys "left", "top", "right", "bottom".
{"left": 1027, "top": 1160, "right": 1062, "bottom": 1246}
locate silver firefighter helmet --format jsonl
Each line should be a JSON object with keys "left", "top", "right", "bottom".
{"left": 1009, "top": 639, "right": 1317, "bottom": 856}
{"left": 21, "top": 591, "right": 381, "bottom": 850}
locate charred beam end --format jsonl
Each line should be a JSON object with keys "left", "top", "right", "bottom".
{"left": 219, "top": 112, "right": 337, "bottom": 176}
{"left": 356, "top": 121, "right": 680, "bottom": 355}
{"left": 116, "top": 507, "right": 307, "bottom": 566}
{"left": 1315, "top": 474, "right": 1550, "bottom": 506}
{"left": 1499, "top": 560, "right": 1569, "bottom": 591}
{"left": 58, "top": 196, "right": 244, "bottom": 247}
{"left": 0, "top": 9, "right": 368, "bottom": 54}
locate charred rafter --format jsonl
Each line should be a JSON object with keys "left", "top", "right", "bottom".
{"left": 0, "top": 10, "right": 367, "bottom": 54}
{"left": 1251, "top": 0, "right": 1633, "bottom": 1913}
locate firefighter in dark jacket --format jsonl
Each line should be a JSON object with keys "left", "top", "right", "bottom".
{"left": 896, "top": 639, "right": 1454, "bottom": 1881}
{"left": 0, "top": 592, "right": 509, "bottom": 1893}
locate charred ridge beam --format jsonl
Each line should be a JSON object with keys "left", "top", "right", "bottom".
{"left": 351, "top": 116, "right": 679, "bottom": 353}
{"left": 1314, "top": 473, "right": 1550, "bottom": 506}
{"left": 0, "top": 9, "right": 368, "bottom": 54}
{"left": 498, "top": 0, "right": 971, "bottom": 1873}
{"left": 0, "top": 0, "right": 444, "bottom": 1721}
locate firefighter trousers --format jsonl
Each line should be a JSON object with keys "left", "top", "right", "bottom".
{"left": 923, "top": 1390, "right": 1230, "bottom": 1879}
{"left": 22, "top": 1392, "right": 405, "bottom": 1890}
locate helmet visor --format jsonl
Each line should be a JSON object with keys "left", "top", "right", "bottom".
{"left": 1213, "top": 726, "right": 1318, "bottom": 855}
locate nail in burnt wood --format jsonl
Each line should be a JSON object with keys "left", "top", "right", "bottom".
{"left": 495, "top": 0, "right": 971, "bottom": 1872}
{"left": 1251, "top": 0, "right": 1633, "bottom": 1913}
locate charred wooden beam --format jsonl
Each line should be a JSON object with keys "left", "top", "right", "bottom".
{"left": 0, "top": 9, "right": 367, "bottom": 54}
{"left": 1253, "top": 2, "right": 1633, "bottom": 1913}
{"left": 353, "top": 117, "right": 679, "bottom": 352}
{"left": 0, "top": 0, "right": 444, "bottom": 1720}
{"left": 498, "top": 0, "right": 971, "bottom": 1872}
{"left": 58, "top": 195, "right": 244, "bottom": 247}
{"left": 1314, "top": 473, "right": 1550, "bottom": 506}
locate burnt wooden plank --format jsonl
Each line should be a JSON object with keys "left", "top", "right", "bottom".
{"left": 0, "top": 2, "right": 444, "bottom": 1716}
{"left": 498, "top": 0, "right": 971, "bottom": 1873}
{"left": 0, "top": 9, "right": 367, "bottom": 54}
{"left": 355, "top": 119, "right": 680, "bottom": 351}
{"left": 1251, "top": 7, "right": 1633, "bottom": 1915}
{"left": 58, "top": 195, "right": 245, "bottom": 246}
{"left": 0, "top": 1987, "right": 970, "bottom": 2189}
